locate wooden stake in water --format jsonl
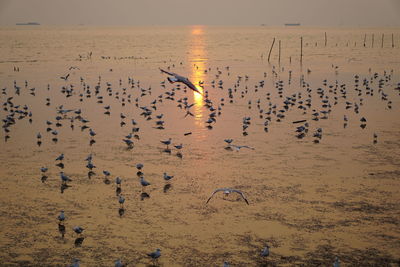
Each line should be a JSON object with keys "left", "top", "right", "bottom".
{"left": 324, "top": 32, "right": 327, "bottom": 47}
{"left": 267, "top": 38, "right": 275, "bottom": 63}
{"left": 381, "top": 33, "right": 384, "bottom": 48}
{"left": 278, "top": 40, "right": 281, "bottom": 65}
{"left": 363, "top": 33, "right": 367, "bottom": 47}
{"left": 300, "top": 37, "right": 303, "bottom": 65}
{"left": 392, "top": 33, "right": 395, "bottom": 48}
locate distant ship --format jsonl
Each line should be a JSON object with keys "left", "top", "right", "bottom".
{"left": 16, "top": 22, "right": 40, "bottom": 26}
{"left": 284, "top": 23, "right": 301, "bottom": 26}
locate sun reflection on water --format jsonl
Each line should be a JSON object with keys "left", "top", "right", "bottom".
{"left": 188, "top": 26, "right": 206, "bottom": 127}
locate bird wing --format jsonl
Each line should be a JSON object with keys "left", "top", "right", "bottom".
{"left": 181, "top": 78, "right": 203, "bottom": 95}
{"left": 206, "top": 188, "right": 227, "bottom": 204}
{"left": 231, "top": 189, "right": 250, "bottom": 205}
{"left": 159, "top": 68, "right": 175, "bottom": 76}
{"left": 242, "top": 145, "right": 255, "bottom": 150}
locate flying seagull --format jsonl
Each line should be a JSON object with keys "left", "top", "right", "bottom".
{"left": 159, "top": 68, "right": 202, "bottom": 95}
{"left": 206, "top": 188, "right": 249, "bottom": 205}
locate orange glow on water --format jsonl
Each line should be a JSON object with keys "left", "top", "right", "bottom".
{"left": 188, "top": 26, "right": 206, "bottom": 125}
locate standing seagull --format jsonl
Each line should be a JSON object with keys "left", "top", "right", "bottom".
{"left": 206, "top": 188, "right": 249, "bottom": 205}
{"left": 147, "top": 248, "right": 161, "bottom": 263}
{"left": 261, "top": 244, "right": 270, "bottom": 257}
{"left": 58, "top": 210, "right": 66, "bottom": 223}
{"left": 160, "top": 68, "right": 202, "bottom": 95}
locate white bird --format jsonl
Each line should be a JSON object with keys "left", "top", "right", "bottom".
{"left": 140, "top": 176, "right": 151, "bottom": 187}
{"left": 174, "top": 144, "right": 183, "bottom": 150}
{"left": 73, "top": 226, "right": 84, "bottom": 235}
{"left": 60, "top": 172, "right": 72, "bottom": 184}
{"left": 136, "top": 163, "right": 144, "bottom": 170}
{"left": 163, "top": 172, "right": 174, "bottom": 181}
{"left": 160, "top": 68, "right": 202, "bottom": 95}
{"left": 147, "top": 248, "right": 161, "bottom": 261}
{"left": 56, "top": 153, "right": 64, "bottom": 161}
{"left": 224, "top": 139, "right": 233, "bottom": 144}
{"left": 118, "top": 195, "right": 125, "bottom": 207}
{"left": 261, "top": 245, "right": 270, "bottom": 257}
{"left": 229, "top": 144, "right": 255, "bottom": 151}
{"left": 206, "top": 188, "right": 249, "bottom": 205}
{"left": 58, "top": 210, "right": 65, "bottom": 222}
{"left": 160, "top": 138, "right": 172, "bottom": 148}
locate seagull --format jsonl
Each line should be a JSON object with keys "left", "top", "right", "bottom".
{"left": 140, "top": 176, "right": 151, "bottom": 187}
{"left": 224, "top": 139, "right": 233, "bottom": 145}
{"left": 160, "top": 138, "right": 172, "bottom": 149}
{"left": 163, "top": 172, "right": 174, "bottom": 181}
{"left": 147, "top": 248, "right": 161, "bottom": 261}
{"left": 118, "top": 195, "right": 125, "bottom": 208}
{"left": 174, "top": 143, "right": 183, "bottom": 150}
{"left": 56, "top": 153, "right": 64, "bottom": 161}
{"left": 228, "top": 144, "right": 255, "bottom": 151}
{"left": 115, "top": 177, "right": 122, "bottom": 187}
{"left": 60, "top": 74, "right": 70, "bottom": 81}
{"left": 60, "top": 172, "right": 72, "bottom": 184}
{"left": 58, "top": 210, "right": 65, "bottom": 222}
{"left": 206, "top": 188, "right": 249, "bottom": 205}
{"left": 136, "top": 163, "right": 144, "bottom": 170}
{"left": 261, "top": 245, "right": 270, "bottom": 257}
{"left": 73, "top": 226, "right": 84, "bottom": 235}
{"left": 160, "top": 68, "right": 202, "bottom": 95}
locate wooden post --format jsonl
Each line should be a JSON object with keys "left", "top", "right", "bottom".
{"left": 363, "top": 33, "right": 366, "bottom": 47}
{"left": 381, "top": 33, "right": 384, "bottom": 48}
{"left": 278, "top": 40, "right": 281, "bottom": 65}
{"left": 392, "top": 33, "right": 395, "bottom": 48}
{"left": 300, "top": 37, "right": 303, "bottom": 65}
{"left": 267, "top": 38, "right": 276, "bottom": 63}
{"left": 324, "top": 32, "right": 327, "bottom": 47}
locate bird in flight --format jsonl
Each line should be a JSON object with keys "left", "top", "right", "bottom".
{"left": 206, "top": 188, "right": 249, "bottom": 205}
{"left": 159, "top": 68, "right": 202, "bottom": 95}
{"left": 228, "top": 144, "right": 255, "bottom": 151}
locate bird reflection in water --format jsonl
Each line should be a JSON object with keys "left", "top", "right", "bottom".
{"left": 60, "top": 183, "right": 70, "bottom": 194}
{"left": 58, "top": 223, "right": 66, "bottom": 238}
{"left": 140, "top": 192, "right": 150, "bottom": 201}
{"left": 74, "top": 237, "right": 85, "bottom": 247}
{"left": 163, "top": 183, "right": 172, "bottom": 193}
{"left": 88, "top": 171, "right": 95, "bottom": 179}
{"left": 116, "top": 187, "right": 122, "bottom": 196}
{"left": 118, "top": 208, "right": 125, "bottom": 217}
{"left": 56, "top": 162, "right": 64, "bottom": 169}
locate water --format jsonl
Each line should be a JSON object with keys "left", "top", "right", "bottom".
{"left": 0, "top": 26, "right": 399, "bottom": 266}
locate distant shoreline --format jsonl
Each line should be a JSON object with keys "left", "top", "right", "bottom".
{"left": 16, "top": 22, "right": 40, "bottom": 26}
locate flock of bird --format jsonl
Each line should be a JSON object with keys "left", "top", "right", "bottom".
{"left": 2, "top": 57, "right": 399, "bottom": 266}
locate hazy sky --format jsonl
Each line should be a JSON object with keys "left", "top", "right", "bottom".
{"left": 0, "top": 0, "right": 399, "bottom": 26}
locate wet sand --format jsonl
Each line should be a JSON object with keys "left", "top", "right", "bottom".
{"left": 0, "top": 26, "right": 399, "bottom": 266}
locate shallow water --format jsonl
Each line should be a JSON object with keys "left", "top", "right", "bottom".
{"left": 0, "top": 26, "right": 399, "bottom": 266}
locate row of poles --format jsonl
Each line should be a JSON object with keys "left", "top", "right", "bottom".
{"left": 267, "top": 32, "right": 396, "bottom": 65}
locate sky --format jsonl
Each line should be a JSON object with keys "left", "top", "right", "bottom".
{"left": 0, "top": 0, "right": 399, "bottom": 27}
